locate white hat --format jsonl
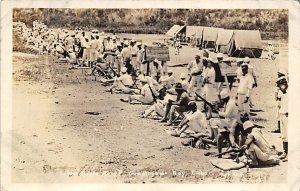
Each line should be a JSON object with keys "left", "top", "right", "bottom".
{"left": 268, "top": 42, "right": 272, "bottom": 45}
{"left": 167, "top": 69, "right": 173, "bottom": 74}
{"left": 68, "top": 49, "right": 73, "bottom": 53}
{"left": 112, "top": 36, "right": 116, "bottom": 40}
{"left": 243, "top": 121, "right": 255, "bottom": 131}
{"left": 153, "top": 59, "right": 159, "bottom": 63}
{"left": 243, "top": 57, "right": 250, "bottom": 63}
{"left": 136, "top": 41, "right": 142, "bottom": 46}
{"left": 123, "top": 40, "right": 129, "bottom": 46}
{"left": 217, "top": 53, "right": 223, "bottom": 58}
{"left": 220, "top": 89, "right": 229, "bottom": 99}
{"left": 131, "top": 37, "right": 136, "bottom": 42}
{"left": 180, "top": 73, "right": 187, "bottom": 79}
{"left": 117, "top": 42, "right": 122, "bottom": 47}
{"left": 121, "top": 67, "right": 127, "bottom": 73}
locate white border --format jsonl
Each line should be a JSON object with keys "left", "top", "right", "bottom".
{"left": 1, "top": 0, "right": 300, "bottom": 191}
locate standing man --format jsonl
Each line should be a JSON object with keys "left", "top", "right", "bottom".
{"left": 136, "top": 41, "right": 145, "bottom": 74}
{"left": 130, "top": 39, "right": 138, "bottom": 73}
{"left": 121, "top": 40, "right": 132, "bottom": 74}
{"left": 236, "top": 64, "right": 254, "bottom": 118}
{"left": 89, "top": 35, "right": 99, "bottom": 68}
{"left": 272, "top": 68, "right": 288, "bottom": 133}
{"left": 187, "top": 53, "right": 203, "bottom": 98}
{"left": 276, "top": 76, "right": 288, "bottom": 161}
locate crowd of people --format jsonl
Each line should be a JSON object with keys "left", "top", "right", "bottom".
{"left": 14, "top": 21, "right": 289, "bottom": 168}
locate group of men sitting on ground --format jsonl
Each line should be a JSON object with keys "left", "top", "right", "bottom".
{"left": 15, "top": 21, "right": 289, "bottom": 167}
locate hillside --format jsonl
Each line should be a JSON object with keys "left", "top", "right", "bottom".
{"left": 13, "top": 8, "right": 288, "bottom": 40}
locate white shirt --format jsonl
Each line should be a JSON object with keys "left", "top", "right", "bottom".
{"left": 279, "top": 91, "right": 288, "bottom": 114}
{"left": 119, "top": 74, "right": 133, "bottom": 86}
{"left": 237, "top": 73, "right": 254, "bottom": 96}
{"left": 250, "top": 128, "right": 272, "bottom": 154}
{"left": 205, "top": 67, "right": 216, "bottom": 84}
{"left": 141, "top": 84, "right": 152, "bottom": 99}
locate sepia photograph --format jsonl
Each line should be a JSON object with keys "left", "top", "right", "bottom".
{"left": 1, "top": 0, "right": 300, "bottom": 190}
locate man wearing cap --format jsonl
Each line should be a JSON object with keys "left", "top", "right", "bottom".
{"left": 235, "top": 58, "right": 244, "bottom": 83}
{"left": 126, "top": 78, "right": 153, "bottom": 104}
{"left": 161, "top": 83, "right": 191, "bottom": 125}
{"left": 236, "top": 64, "right": 253, "bottom": 117}
{"left": 136, "top": 42, "right": 145, "bottom": 73}
{"left": 266, "top": 42, "right": 274, "bottom": 60}
{"left": 171, "top": 101, "right": 208, "bottom": 137}
{"left": 276, "top": 76, "right": 288, "bottom": 161}
{"left": 179, "top": 73, "right": 189, "bottom": 91}
{"left": 130, "top": 39, "right": 138, "bottom": 72}
{"left": 210, "top": 89, "right": 244, "bottom": 157}
{"left": 160, "top": 69, "right": 175, "bottom": 89}
{"left": 121, "top": 40, "right": 133, "bottom": 74}
{"left": 174, "top": 38, "right": 181, "bottom": 55}
{"left": 89, "top": 35, "right": 100, "bottom": 68}
{"left": 107, "top": 67, "right": 134, "bottom": 94}
{"left": 214, "top": 53, "right": 226, "bottom": 100}
{"left": 150, "top": 59, "right": 163, "bottom": 80}
{"left": 272, "top": 68, "right": 288, "bottom": 133}
{"left": 203, "top": 58, "right": 218, "bottom": 119}
{"left": 187, "top": 53, "right": 203, "bottom": 98}
{"left": 242, "top": 57, "right": 258, "bottom": 88}
{"left": 240, "top": 120, "right": 280, "bottom": 166}
{"left": 65, "top": 33, "right": 74, "bottom": 52}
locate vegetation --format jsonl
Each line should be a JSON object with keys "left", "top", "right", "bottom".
{"left": 13, "top": 9, "right": 288, "bottom": 40}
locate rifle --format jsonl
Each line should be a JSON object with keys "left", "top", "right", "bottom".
{"left": 148, "top": 83, "right": 157, "bottom": 103}
{"left": 107, "top": 63, "right": 117, "bottom": 77}
{"left": 195, "top": 92, "right": 219, "bottom": 113}
{"left": 212, "top": 148, "right": 242, "bottom": 157}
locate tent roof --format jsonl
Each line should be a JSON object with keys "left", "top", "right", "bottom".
{"left": 216, "top": 29, "right": 234, "bottom": 46}
{"left": 176, "top": 26, "right": 186, "bottom": 34}
{"left": 202, "top": 27, "right": 223, "bottom": 42}
{"left": 165, "top": 25, "right": 181, "bottom": 36}
{"left": 185, "top": 26, "right": 203, "bottom": 37}
{"left": 231, "top": 30, "right": 263, "bottom": 49}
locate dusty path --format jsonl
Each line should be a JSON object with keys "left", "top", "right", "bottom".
{"left": 11, "top": 41, "right": 288, "bottom": 183}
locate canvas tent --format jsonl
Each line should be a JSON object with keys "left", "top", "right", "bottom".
{"left": 227, "top": 30, "right": 263, "bottom": 58}
{"left": 166, "top": 25, "right": 181, "bottom": 37}
{"left": 202, "top": 27, "right": 223, "bottom": 49}
{"left": 216, "top": 29, "right": 234, "bottom": 53}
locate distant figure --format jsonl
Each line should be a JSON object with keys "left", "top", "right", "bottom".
{"left": 174, "top": 38, "right": 181, "bottom": 55}
{"left": 266, "top": 42, "right": 275, "bottom": 60}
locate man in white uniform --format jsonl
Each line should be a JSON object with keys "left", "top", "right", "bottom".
{"left": 187, "top": 53, "right": 203, "bottom": 97}
{"left": 236, "top": 64, "right": 254, "bottom": 117}
{"left": 276, "top": 76, "right": 288, "bottom": 161}
{"left": 240, "top": 121, "right": 280, "bottom": 166}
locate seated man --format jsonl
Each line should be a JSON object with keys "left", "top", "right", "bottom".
{"left": 209, "top": 90, "right": 245, "bottom": 157}
{"left": 66, "top": 48, "right": 77, "bottom": 69}
{"left": 161, "top": 83, "right": 190, "bottom": 126}
{"left": 240, "top": 121, "right": 280, "bottom": 166}
{"left": 91, "top": 56, "right": 109, "bottom": 77}
{"left": 107, "top": 67, "right": 134, "bottom": 94}
{"left": 171, "top": 101, "right": 208, "bottom": 137}
{"left": 141, "top": 87, "right": 176, "bottom": 119}
{"left": 126, "top": 78, "right": 154, "bottom": 104}
{"left": 159, "top": 70, "right": 175, "bottom": 89}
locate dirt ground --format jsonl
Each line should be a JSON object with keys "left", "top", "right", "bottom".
{"left": 11, "top": 35, "right": 288, "bottom": 183}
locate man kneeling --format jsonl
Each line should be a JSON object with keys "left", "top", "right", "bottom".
{"left": 240, "top": 121, "right": 280, "bottom": 167}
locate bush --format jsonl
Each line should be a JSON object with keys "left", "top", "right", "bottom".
{"left": 13, "top": 33, "right": 39, "bottom": 54}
